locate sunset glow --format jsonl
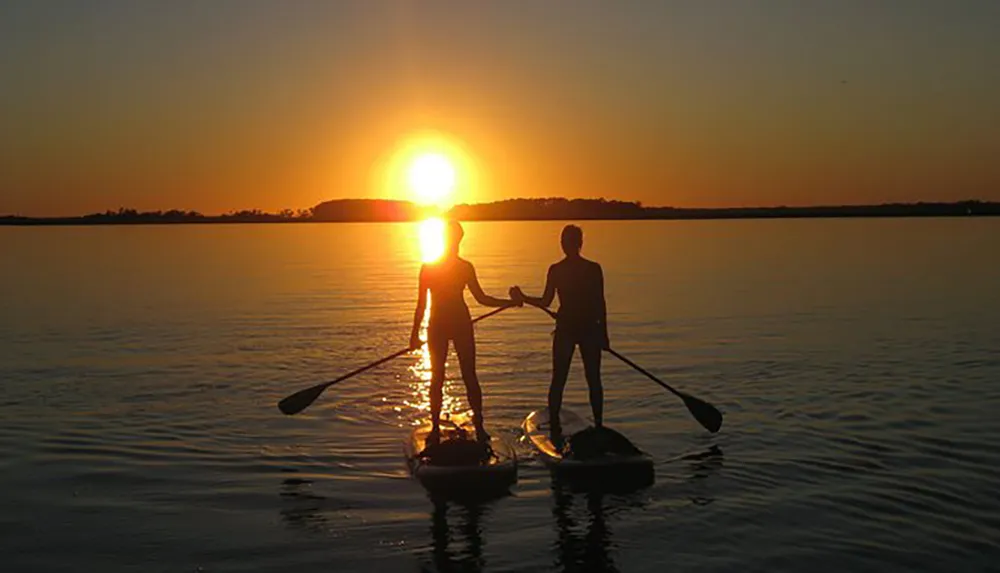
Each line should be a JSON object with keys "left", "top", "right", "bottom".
{"left": 3, "top": 3, "right": 998, "bottom": 216}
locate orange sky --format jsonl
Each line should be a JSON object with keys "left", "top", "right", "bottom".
{"left": 2, "top": 2, "right": 999, "bottom": 216}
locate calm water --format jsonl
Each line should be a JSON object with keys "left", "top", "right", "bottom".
{"left": 2, "top": 219, "right": 999, "bottom": 572}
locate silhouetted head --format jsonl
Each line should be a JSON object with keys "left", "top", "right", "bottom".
{"left": 444, "top": 220, "right": 465, "bottom": 256}
{"left": 560, "top": 224, "right": 583, "bottom": 256}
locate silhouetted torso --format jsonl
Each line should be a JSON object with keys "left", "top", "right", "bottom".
{"left": 549, "top": 256, "right": 603, "bottom": 336}
{"left": 421, "top": 256, "right": 473, "bottom": 335}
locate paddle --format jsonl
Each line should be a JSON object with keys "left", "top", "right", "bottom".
{"left": 277, "top": 305, "right": 511, "bottom": 415}
{"left": 528, "top": 305, "right": 723, "bottom": 433}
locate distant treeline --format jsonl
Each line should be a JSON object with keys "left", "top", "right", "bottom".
{"left": 446, "top": 198, "right": 1000, "bottom": 220}
{"left": 2, "top": 198, "right": 997, "bottom": 225}
{"left": 0, "top": 207, "right": 316, "bottom": 225}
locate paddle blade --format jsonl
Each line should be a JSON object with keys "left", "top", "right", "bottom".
{"left": 681, "top": 393, "right": 723, "bottom": 433}
{"left": 278, "top": 383, "right": 327, "bottom": 416}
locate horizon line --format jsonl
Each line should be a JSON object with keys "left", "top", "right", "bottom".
{"left": 2, "top": 196, "right": 995, "bottom": 219}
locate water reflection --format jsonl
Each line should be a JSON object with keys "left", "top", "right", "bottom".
{"left": 402, "top": 259, "right": 466, "bottom": 424}
{"left": 278, "top": 475, "right": 333, "bottom": 535}
{"left": 670, "top": 445, "right": 724, "bottom": 506}
{"left": 549, "top": 446, "right": 724, "bottom": 572}
{"left": 421, "top": 496, "right": 495, "bottom": 573}
{"left": 404, "top": 298, "right": 434, "bottom": 420}
{"left": 550, "top": 480, "right": 640, "bottom": 573}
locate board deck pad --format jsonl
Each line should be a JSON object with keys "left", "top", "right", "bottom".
{"left": 522, "top": 408, "right": 655, "bottom": 486}
{"left": 404, "top": 411, "right": 517, "bottom": 496}
{"left": 411, "top": 417, "right": 485, "bottom": 462}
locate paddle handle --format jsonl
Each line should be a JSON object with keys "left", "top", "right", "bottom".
{"left": 472, "top": 304, "right": 512, "bottom": 324}
{"left": 533, "top": 304, "right": 558, "bottom": 320}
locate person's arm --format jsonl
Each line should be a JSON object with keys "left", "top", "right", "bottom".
{"left": 467, "top": 263, "right": 517, "bottom": 308}
{"left": 410, "top": 266, "right": 428, "bottom": 349}
{"left": 516, "top": 265, "right": 556, "bottom": 308}
{"left": 597, "top": 264, "right": 609, "bottom": 349}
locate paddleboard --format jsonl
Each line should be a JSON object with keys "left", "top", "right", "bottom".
{"left": 522, "top": 408, "right": 654, "bottom": 484}
{"left": 404, "top": 411, "right": 517, "bottom": 497}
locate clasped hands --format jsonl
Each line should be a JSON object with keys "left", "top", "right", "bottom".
{"left": 507, "top": 285, "right": 526, "bottom": 308}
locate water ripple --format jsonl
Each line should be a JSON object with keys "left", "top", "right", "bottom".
{"left": 3, "top": 220, "right": 1000, "bottom": 571}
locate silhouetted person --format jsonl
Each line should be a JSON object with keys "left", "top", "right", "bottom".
{"left": 512, "top": 224, "right": 608, "bottom": 445}
{"left": 410, "top": 220, "right": 518, "bottom": 444}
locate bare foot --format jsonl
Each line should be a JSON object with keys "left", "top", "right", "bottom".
{"left": 475, "top": 427, "right": 491, "bottom": 443}
{"left": 426, "top": 427, "right": 441, "bottom": 447}
{"left": 550, "top": 424, "right": 565, "bottom": 454}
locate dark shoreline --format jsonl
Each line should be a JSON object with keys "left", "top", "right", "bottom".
{"left": 3, "top": 214, "right": 996, "bottom": 227}
{"left": 3, "top": 199, "right": 997, "bottom": 226}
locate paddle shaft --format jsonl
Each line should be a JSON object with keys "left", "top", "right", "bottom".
{"left": 319, "top": 347, "right": 411, "bottom": 390}
{"left": 516, "top": 298, "right": 722, "bottom": 433}
{"left": 530, "top": 303, "right": 687, "bottom": 399}
{"left": 326, "top": 305, "right": 508, "bottom": 387}
{"left": 605, "top": 348, "right": 685, "bottom": 399}
{"left": 278, "top": 304, "right": 511, "bottom": 415}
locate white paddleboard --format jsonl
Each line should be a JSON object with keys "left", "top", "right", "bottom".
{"left": 522, "top": 408, "right": 654, "bottom": 476}
{"left": 404, "top": 411, "right": 517, "bottom": 496}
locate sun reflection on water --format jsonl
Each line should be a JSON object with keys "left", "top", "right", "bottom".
{"left": 418, "top": 217, "right": 446, "bottom": 263}
{"left": 396, "top": 218, "right": 465, "bottom": 424}
{"left": 402, "top": 301, "right": 467, "bottom": 425}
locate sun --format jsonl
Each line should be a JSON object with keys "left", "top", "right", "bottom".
{"left": 407, "top": 153, "right": 456, "bottom": 206}
{"left": 374, "top": 129, "right": 481, "bottom": 208}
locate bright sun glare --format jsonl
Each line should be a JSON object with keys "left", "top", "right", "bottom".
{"left": 407, "top": 153, "right": 456, "bottom": 206}
{"left": 418, "top": 217, "right": 446, "bottom": 263}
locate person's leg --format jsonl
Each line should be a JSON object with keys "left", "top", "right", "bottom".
{"left": 453, "top": 326, "right": 488, "bottom": 441}
{"left": 427, "top": 328, "right": 448, "bottom": 444}
{"left": 580, "top": 332, "right": 604, "bottom": 428}
{"left": 549, "top": 330, "right": 575, "bottom": 446}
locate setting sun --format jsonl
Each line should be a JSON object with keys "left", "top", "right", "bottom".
{"left": 408, "top": 154, "right": 456, "bottom": 206}
{"left": 373, "top": 130, "right": 482, "bottom": 209}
